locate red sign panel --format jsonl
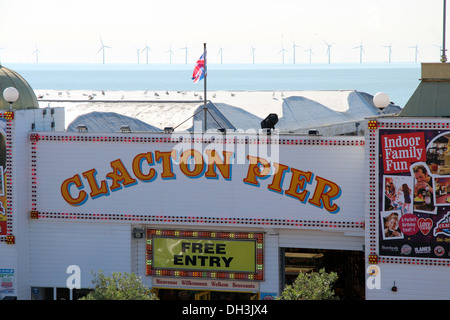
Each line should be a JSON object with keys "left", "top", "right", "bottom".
{"left": 381, "top": 132, "right": 426, "bottom": 173}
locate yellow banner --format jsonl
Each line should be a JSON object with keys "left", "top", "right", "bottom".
{"left": 153, "top": 237, "right": 256, "bottom": 272}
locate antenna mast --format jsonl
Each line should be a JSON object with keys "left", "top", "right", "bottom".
{"left": 442, "top": 0, "right": 447, "bottom": 62}
{"left": 203, "top": 43, "right": 207, "bottom": 133}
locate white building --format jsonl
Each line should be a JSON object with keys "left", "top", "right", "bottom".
{"left": 1, "top": 62, "right": 449, "bottom": 300}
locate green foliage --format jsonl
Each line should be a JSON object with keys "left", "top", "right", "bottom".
{"left": 277, "top": 268, "right": 339, "bottom": 300}
{"left": 80, "top": 270, "right": 158, "bottom": 300}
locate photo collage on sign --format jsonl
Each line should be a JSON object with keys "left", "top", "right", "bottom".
{"left": 382, "top": 175, "right": 413, "bottom": 240}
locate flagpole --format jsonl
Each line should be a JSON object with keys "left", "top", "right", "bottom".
{"left": 442, "top": 0, "right": 448, "bottom": 63}
{"left": 203, "top": 42, "right": 207, "bottom": 132}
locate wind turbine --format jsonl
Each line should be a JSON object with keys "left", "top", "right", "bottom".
{"left": 217, "top": 46, "right": 224, "bottom": 64}
{"left": 134, "top": 47, "right": 141, "bottom": 64}
{"left": 279, "top": 43, "right": 288, "bottom": 64}
{"left": 292, "top": 41, "right": 300, "bottom": 64}
{"left": 141, "top": 43, "right": 151, "bottom": 64}
{"left": 33, "top": 45, "right": 41, "bottom": 64}
{"left": 305, "top": 45, "right": 313, "bottom": 64}
{"left": 250, "top": 45, "right": 256, "bottom": 64}
{"left": 166, "top": 44, "right": 174, "bottom": 64}
{"left": 409, "top": 44, "right": 419, "bottom": 63}
{"left": 324, "top": 40, "right": 333, "bottom": 64}
{"left": 382, "top": 44, "right": 393, "bottom": 63}
{"left": 353, "top": 42, "right": 365, "bottom": 63}
{"left": 180, "top": 45, "right": 188, "bottom": 64}
{"left": 97, "top": 37, "right": 111, "bottom": 64}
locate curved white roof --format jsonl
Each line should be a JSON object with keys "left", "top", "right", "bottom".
{"left": 37, "top": 89, "right": 400, "bottom": 134}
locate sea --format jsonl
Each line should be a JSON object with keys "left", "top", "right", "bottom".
{"left": 7, "top": 62, "right": 421, "bottom": 107}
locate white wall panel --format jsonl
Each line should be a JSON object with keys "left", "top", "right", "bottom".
{"left": 132, "top": 235, "right": 151, "bottom": 288}
{"left": 366, "top": 263, "right": 450, "bottom": 300}
{"left": 259, "top": 234, "right": 280, "bottom": 295}
{"left": 29, "top": 221, "right": 131, "bottom": 288}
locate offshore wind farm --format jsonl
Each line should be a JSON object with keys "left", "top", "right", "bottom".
{"left": 1, "top": 39, "right": 441, "bottom": 66}
{"left": 0, "top": 0, "right": 444, "bottom": 112}
{"left": 0, "top": 0, "right": 444, "bottom": 66}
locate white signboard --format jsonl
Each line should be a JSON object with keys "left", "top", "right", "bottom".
{"left": 33, "top": 132, "right": 365, "bottom": 227}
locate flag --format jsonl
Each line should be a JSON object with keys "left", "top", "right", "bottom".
{"left": 192, "top": 52, "right": 205, "bottom": 83}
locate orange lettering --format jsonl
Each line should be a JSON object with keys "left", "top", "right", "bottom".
{"left": 155, "top": 150, "right": 176, "bottom": 179}
{"left": 179, "top": 149, "right": 205, "bottom": 177}
{"left": 205, "top": 150, "right": 233, "bottom": 180}
{"left": 61, "top": 174, "right": 88, "bottom": 206}
{"left": 308, "top": 176, "right": 341, "bottom": 213}
{"left": 82, "top": 168, "right": 109, "bottom": 199}
{"left": 285, "top": 168, "right": 313, "bottom": 203}
{"left": 267, "top": 163, "right": 290, "bottom": 194}
{"left": 132, "top": 152, "right": 156, "bottom": 182}
{"left": 106, "top": 159, "right": 137, "bottom": 191}
{"left": 243, "top": 155, "right": 271, "bottom": 186}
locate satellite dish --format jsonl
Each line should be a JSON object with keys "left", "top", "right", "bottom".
{"left": 373, "top": 92, "right": 390, "bottom": 109}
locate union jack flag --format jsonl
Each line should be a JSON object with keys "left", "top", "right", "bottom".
{"left": 192, "top": 52, "right": 205, "bottom": 83}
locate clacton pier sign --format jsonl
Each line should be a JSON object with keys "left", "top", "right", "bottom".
{"left": 33, "top": 132, "right": 365, "bottom": 226}
{"left": 29, "top": 133, "right": 364, "bottom": 227}
{"left": 60, "top": 148, "right": 343, "bottom": 214}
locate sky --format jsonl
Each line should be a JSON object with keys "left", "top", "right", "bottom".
{"left": 0, "top": 0, "right": 446, "bottom": 64}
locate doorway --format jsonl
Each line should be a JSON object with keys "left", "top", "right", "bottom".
{"left": 280, "top": 248, "right": 365, "bottom": 300}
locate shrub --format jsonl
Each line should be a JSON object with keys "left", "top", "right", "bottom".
{"left": 80, "top": 270, "right": 158, "bottom": 300}
{"left": 277, "top": 268, "right": 338, "bottom": 300}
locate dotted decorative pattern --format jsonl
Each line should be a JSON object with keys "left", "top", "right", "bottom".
{"left": 0, "top": 112, "right": 14, "bottom": 243}
{"left": 29, "top": 211, "right": 364, "bottom": 229}
{"left": 379, "top": 256, "right": 450, "bottom": 266}
{"left": 28, "top": 132, "right": 365, "bottom": 146}
{"left": 377, "top": 121, "right": 450, "bottom": 130}
{"left": 145, "top": 228, "right": 264, "bottom": 281}
{"left": 367, "top": 121, "right": 378, "bottom": 257}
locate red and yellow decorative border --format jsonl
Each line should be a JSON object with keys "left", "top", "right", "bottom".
{"left": 0, "top": 112, "right": 14, "bottom": 243}
{"left": 28, "top": 132, "right": 365, "bottom": 146}
{"left": 146, "top": 229, "right": 264, "bottom": 281}
{"left": 28, "top": 211, "right": 363, "bottom": 229}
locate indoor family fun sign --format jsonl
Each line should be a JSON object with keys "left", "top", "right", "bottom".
{"left": 379, "top": 129, "right": 450, "bottom": 259}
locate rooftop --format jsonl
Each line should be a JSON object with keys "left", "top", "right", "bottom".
{"left": 38, "top": 89, "right": 400, "bottom": 135}
{"left": 0, "top": 65, "right": 39, "bottom": 110}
